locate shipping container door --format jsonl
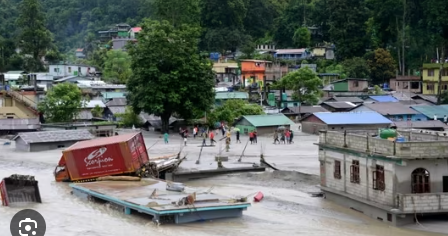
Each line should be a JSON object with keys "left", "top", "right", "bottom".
{"left": 69, "top": 143, "right": 127, "bottom": 180}
{"left": 129, "top": 134, "right": 149, "bottom": 169}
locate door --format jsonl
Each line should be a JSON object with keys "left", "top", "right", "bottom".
{"left": 443, "top": 176, "right": 448, "bottom": 192}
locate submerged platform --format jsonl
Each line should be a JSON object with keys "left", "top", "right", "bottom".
{"left": 70, "top": 179, "right": 250, "bottom": 224}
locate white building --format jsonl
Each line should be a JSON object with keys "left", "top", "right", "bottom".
{"left": 318, "top": 130, "right": 448, "bottom": 227}
{"left": 48, "top": 64, "right": 97, "bottom": 78}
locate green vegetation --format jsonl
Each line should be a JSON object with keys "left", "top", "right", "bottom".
{"left": 103, "top": 50, "right": 132, "bottom": 84}
{"left": 275, "top": 67, "right": 323, "bottom": 105}
{"left": 126, "top": 19, "right": 215, "bottom": 132}
{"left": 116, "top": 107, "right": 143, "bottom": 128}
{"left": 91, "top": 105, "right": 104, "bottom": 118}
{"left": 207, "top": 99, "right": 265, "bottom": 127}
{"left": 37, "top": 83, "right": 83, "bottom": 122}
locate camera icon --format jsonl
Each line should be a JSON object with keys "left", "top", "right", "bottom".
{"left": 10, "top": 209, "right": 46, "bottom": 236}
{"left": 19, "top": 218, "right": 37, "bottom": 236}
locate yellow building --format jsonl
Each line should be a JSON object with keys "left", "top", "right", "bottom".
{"left": 0, "top": 91, "right": 39, "bottom": 119}
{"left": 422, "top": 63, "right": 448, "bottom": 94}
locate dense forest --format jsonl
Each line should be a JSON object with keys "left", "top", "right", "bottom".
{"left": 1, "top": 0, "right": 448, "bottom": 78}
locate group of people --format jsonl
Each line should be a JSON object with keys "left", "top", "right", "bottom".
{"left": 273, "top": 129, "right": 294, "bottom": 144}
{"left": 248, "top": 131, "right": 258, "bottom": 144}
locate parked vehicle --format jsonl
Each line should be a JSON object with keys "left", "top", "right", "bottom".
{"left": 54, "top": 132, "right": 154, "bottom": 182}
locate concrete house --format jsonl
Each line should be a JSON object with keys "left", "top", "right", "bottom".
{"left": 274, "top": 49, "right": 310, "bottom": 61}
{"left": 215, "top": 92, "right": 249, "bottom": 106}
{"left": 49, "top": 64, "right": 96, "bottom": 78}
{"left": 13, "top": 130, "right": 95, "bottom": 152}
{"left": 234, "top": 114, "right": 294, "bottom": 135}
{"left": 280, "top": 106, "right": 329, "bottom": 119}
{"left": 350, "top": 102, "right": 428, "bottom": 121}
{"left": 75, "top": 48, "right": 86, "bottom": 58}
{"left": 317, "top": 129, "right": 448, "bottom": 226}
{"left": 301, "top": 112, "right": 392, "bottom": 134}
{"left": 389, "top": 75, "right": 421, "bottom": 93}
{"left": 105, "top": 97, "right": 127, "bottom": 121}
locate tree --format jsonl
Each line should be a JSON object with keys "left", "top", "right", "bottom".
{"left": 293, "top": 27, "right": 311, "bottom": 48}
{"left": 154, "top": 0, "right": 200, "bottom": 27}
{"left": 207, "top": 99, "right": 264, "bottom": 126}
{"left": 365, "top": 48, "right": 396, "bottom": 85}
{"left": 91, "top": 105, "right": 104, "bottom": 118}
{"left": 103, "top": 50, "right": 132, "bottom": 84}
{"left": 341, "top": 57, "right": 370, "bottom": 78}
{"left": 38, "top": 83, "right": 83, "bottom": 123}
{"left": 116, "top": 107, "right": 143, "bottom": 128}
{"left": 16, "top": 0, "right": 53, "bottom": 71}
{"left": 127, "top": 20, "right": 215, "bottom": 132}
{"left": 276, "top": 67, "right": 322, "bottom": 105}
{"left": 328, "top": 0, "right": 368, "bottom": 60}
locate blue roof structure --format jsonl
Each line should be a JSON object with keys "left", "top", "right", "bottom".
{"left": 368, "top": 95, "right": 398, "bottom": 102}
{"left": 313, "top": 112, "right": 392, "bottom": 125}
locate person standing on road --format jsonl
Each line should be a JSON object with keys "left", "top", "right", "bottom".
{"left": 289, "top": 130, "right": 294, "bottom": 144}
{"left": 201, "top": 131, "right": 207, "bottom": 146}
{"left": 209, "top": 130, "right": 216, "bottom": 145}
{"left": 280, "top": 131, "right": 286, "bottom": 144}
{"left": 253, "top": 130, "right": 258, "bottom": 144}
{"left": 164, "top": 132, "right": 169, "bottom": 144}
{"left": 193, "top": 126, "right": 198, "bottom": 139}
{"left": 183, "top": 130, "right": 188, "bottom": 146}
{"left": 236, "top": 130, "right": 241, "bottom": 143}
{"left": 273, "top": 131, "right": 280, "bottom": 144}
{"left": 285, "top": 130, "right": 291, "bottom": 144}
{"left": 249, "top": 131, "right": 254, "bottom": 144}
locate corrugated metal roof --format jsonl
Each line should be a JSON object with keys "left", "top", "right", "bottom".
{"left": 215, "top": 92, "right": 249, "bottom": 100}
{"left": 322, "top": 101, "right": 358, "bottom": 109}
{"left": 65, "top": 132, "right": 140, "bottom": 151}
{"left": 83, "top": 100, "right": 106, "bottom": 108}
{"left": 14, "top": 130, "right": 95, "bottom": 144}
{"left": 312, "top": 112, "right": 392, "bottom": 125}
{"left": 106, "top": 98, "right": 127, "bottom": 106}
{"left": 363, "top": 102, "right": 421, "bottom": 115}
{"left": 392, "top": 120, "right": 448, "bottom": 129}
{"left": 283, "top": 106, "right": 329, "bottom": 114}
{"left": 411, "top": 105, "right": 448, "bottom": 118}
{"left": 368, "top": 95, "right": 398, "bottom": 102}
{"left": 326, "top": 97, "right": 364, "bottom": 103}
{"left": 275, "top": 49, "right": 306, "bottom": 54}
{"left": 76, "top": 110, "right": 93, "bottom": 120}
{"left": 241, "top": 114, "right": 294, "bottom": 127}
{"left": 411, "top": 95, "right": 437, "bottom": 104}
{"left": 108, "top": 106, "right": 126, "bottom": 114}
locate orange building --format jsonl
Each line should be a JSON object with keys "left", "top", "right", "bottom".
{"left": 240, "top": 60, "right": 273, "bottom": 88}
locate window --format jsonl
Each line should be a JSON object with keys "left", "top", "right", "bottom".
{"left": 444, "top": 84, "right": 448, "bottom": 90}
{"left": 443, "top": 69, "right": 448, "bottom": 76}
{"left": 353, "top": 81, "right": 359, "bottom": 87}
{"left": 427, "top": 84, "right": 434, "bottom": 91}
{"left": 387, "top": 213, "right": 392, "bottom": 222}
{"left": 350, "top": 160, "right": 360, "bottom": 183}
{"left": 411, "top": 82, "right": 419, "bottom": 89}
{"left": 334, "top": 160, "right": 341, "bottom": 179}
{"left": 68, "top": 67, "right": 72, "bottom": 73}
{"left": 54, "top": 68, "right": 59, "bottom": 72}
{"left": 373, "top": 165, "right": 385, "bottom": 191}
{"left": 411, "top": 168, "right": 430, "bottom": 193}
{"left": 428, "top": 69, "right": 435, "bottom": 77}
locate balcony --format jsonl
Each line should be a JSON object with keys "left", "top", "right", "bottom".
{"left": 396, "top": 193, "right": 448, "bottom": 213}
{"left": 318, "top": 130, "right": 448, "bottom": 159}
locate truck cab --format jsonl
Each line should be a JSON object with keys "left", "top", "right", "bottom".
{"left": 54, "top": 156, "right": 70, "bottom": 182}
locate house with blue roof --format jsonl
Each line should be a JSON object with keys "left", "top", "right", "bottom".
{"left": 350, "top": 102, "right": 427, "bottom": 121}
{"left": 364, "top": 95, "right": 399, "bottom": 103}
{"left": 301, "top": 112, "right": 392, "bottom": 134}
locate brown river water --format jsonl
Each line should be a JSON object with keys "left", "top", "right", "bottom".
{"left": 0, "top": 137, "right": 445, "bottom": 236}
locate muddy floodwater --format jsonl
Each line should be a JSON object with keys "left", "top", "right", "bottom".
{"left": 0, "top": 130, "right": 446, "bottom": 236}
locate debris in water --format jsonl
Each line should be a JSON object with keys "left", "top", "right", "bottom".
{"left": 0, "top": 174, "right": 42, "bottom": 206}
{"left": 254, "top": 191, "right": 264, "bottom": 202}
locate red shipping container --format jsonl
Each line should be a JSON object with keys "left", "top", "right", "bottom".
{"left": 60, "top": 132, "right": 149, "bottom": 181}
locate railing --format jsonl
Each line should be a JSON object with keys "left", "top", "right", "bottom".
{"left": 396, "top": 193, "right": 448, "bottom": 213}
{"left": 6, "top": 91, "right": 39, "bottom": 114}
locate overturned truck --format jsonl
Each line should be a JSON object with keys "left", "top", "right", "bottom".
{"left": 54, "top": 132, "right": 179, "bottom": 182}
{"left": 0, "top": 175, "right": 42, "bottom": 206}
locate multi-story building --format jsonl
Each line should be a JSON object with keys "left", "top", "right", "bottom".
{"left": 389, "top": 75, "right": 422, "bottom": 94}
{"left": 48, "top": 64, "right": 97, "bottom": 78}
{"left": 317, "top": 129, "right": 448, "bottom": 226}
{"left": 421, "top": 63, "right": 448, "bottom": 94}
{"left": 241, "top": 60, "right": 288, "bottom": 88}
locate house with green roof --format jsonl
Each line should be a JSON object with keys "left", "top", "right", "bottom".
{"left": 234, "top": 114, "right": 294, "bottom": 135}
{"left": 215, "top": 92, "right": 249, "bottom": 106}
{"left": 411, "top": 105, "right": 448, "bottom": 121}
